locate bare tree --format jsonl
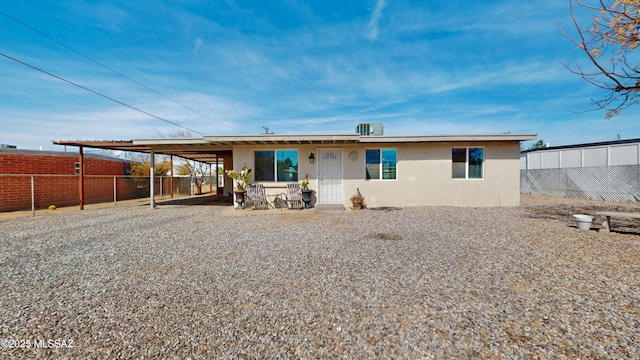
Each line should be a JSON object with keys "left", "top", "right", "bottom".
{"left": 560, "top": 0, "right": 640, "bottom": 118}
{"left": 154, "top": 129, "right": 210, "bottom": 194}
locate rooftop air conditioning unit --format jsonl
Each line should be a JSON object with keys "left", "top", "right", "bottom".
{"left": 356, "top": 123, "right": 384, "bottom": 136}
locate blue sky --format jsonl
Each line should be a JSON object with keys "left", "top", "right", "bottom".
{"left": 1, "top": 0, "right": 639, "bottom": 151}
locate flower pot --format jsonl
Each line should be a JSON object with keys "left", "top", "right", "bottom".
{"left": 351, "top": 200, "right": 363, "bottom": 210}
{"left": 301, "top": 190, "right": 313, "bottom": 209}
{"left": 573, "top": 214, "right": 594, "bottom": 230}
{"left": 234, "top": 191, "right": 246, "bottom": 209}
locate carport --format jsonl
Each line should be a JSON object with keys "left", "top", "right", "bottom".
{"left": 54, "top": 134, "right": 361, "bottom": 210}
{"left": 53, "top": 138, "right": 233, "bottom": 210}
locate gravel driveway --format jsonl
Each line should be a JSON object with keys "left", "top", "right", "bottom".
{"left": 1, "top": 196, "right": 638, "bottom": 358}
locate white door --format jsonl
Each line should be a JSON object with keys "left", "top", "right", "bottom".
{"left": 317, "top": 149, "right": 343, "bottom": 204}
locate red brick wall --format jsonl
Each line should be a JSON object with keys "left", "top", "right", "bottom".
{"left": 0, "top": 151, "right": 139, "bottom": 211}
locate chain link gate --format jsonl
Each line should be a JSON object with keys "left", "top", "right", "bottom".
{"left": 521, "top": 165, "right": 640, "bottom": 202}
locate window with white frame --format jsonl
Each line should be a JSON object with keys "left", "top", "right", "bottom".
{"left": 366, "top": 148, "right": 397, "bottom": 180}
{"left": 254, "top": 150, "right": 299, "bottom": 182}
{"left": 452, "top": 147, "right": 484, "bottom": 179}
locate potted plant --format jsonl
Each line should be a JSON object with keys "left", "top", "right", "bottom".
{"left": 301, "top": 175, "right": 313, "bottom": 209}
{"left": 350, "top": 188, "right": 364, "bottom": 210}
{"left": 225, "top": 164, "right": 251, "bottom": 208}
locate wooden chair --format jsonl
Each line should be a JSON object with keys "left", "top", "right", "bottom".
{"left": 284, "top": 183, "right": 303, "bottom": 209}
{"left": 245, "top": 184, "right": 270, "bottom": 209}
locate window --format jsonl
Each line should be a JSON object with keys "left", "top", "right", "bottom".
{"left": 452, "top": 147, "right": 484, "bottom": 179}
{"left": 366, "top": 148, "right": 397, "bottom": 180}
{"left": 254, "top": 150, "right": 298, "bottom": 182}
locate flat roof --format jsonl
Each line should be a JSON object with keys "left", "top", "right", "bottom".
{"left": 521, "top": 137, "right": 640, "bottom": 153}
{"left": 358, "top": 134, "right": 537, "bottom": 143}
{"left": 0, "top": 147, "right": 127, "bottom": 162}
{"left": 201, "top": 134, "right": 362, "bottom": 145}
{"left": 54, "top": 133, "right": 537, "bottom": 164}
{"left": 53, "top": 139, "right": 231, "bottom": 164}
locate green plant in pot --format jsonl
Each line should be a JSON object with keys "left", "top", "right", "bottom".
{"left": 301, "top": 175, "right": 313, "bottom": 209}
{"left": 225, "top": 164, "right": 251, "bottom": 208}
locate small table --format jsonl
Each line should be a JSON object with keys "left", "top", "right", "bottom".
{"left": 268, "top": 193, "right": 287, "bottom": 209}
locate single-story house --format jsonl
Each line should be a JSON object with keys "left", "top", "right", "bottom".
{"left": 54, "top": 125, "right": 536, "bottom": 208}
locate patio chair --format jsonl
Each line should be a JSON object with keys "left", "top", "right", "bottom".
{"left": 245, "top": 184, "right": 270, "bottom": 209}
{"left": 284, "top": 183, "right": 303, "bottom": 209}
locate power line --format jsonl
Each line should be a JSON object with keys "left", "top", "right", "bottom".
{"left": 0, "top": 51, "right": 204, "bottom": 135}
{"left": 87, "top": 2, "right": 204, "bottom": 91}
{"left": 0, "top": 9, "right": 245, "bottom": 134}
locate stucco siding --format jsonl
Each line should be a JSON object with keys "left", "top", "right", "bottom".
{"left": 232, "top": 141, "right": 522, "bottom": 207}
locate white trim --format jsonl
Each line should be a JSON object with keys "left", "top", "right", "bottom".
{"left": 452, "top": 146, "right": 485, "bottom": 180}
{"left": 252, "top": 149, "right": 300, "bottom": 183}
{"left": 358, "top": 134, "right": 536, "bottom": 142}
{"left": 364, "top": 147, "right": 398, "bottom": 181}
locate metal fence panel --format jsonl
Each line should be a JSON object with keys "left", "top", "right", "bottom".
{"left": 0, "top": 175, "right": 197, "bottom": 212}
{"left": 521, "top": 165, "right": 640, "bottom": 202}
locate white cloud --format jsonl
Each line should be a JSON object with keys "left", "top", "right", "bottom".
{"left": 366, "top": 0, "right": 386, "bottom": 40}
{"left": 193, "top": 37, "right": 203, "bottom": 56}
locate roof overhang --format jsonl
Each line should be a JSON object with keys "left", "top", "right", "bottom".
{"left": 54, "top": 133, "right": 537, "bottom": 164}
{"left": 358, "top": 134, "right": 538, "bottom": 143}
{"left": 202, "top": 134, "right": 361, "bottom": 145}
{"left": 53, "top": 139, "right": 231, "bottom": 164}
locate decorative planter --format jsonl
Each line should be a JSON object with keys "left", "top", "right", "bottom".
{"left": 301, "top": 190, "right": 313, "bottom": 209}
{"left": 234, "top": 191, "right": 246, "bottom": 209}
{"left": 351, "top": 200, "right": 363, "bottom": 210}
{"left": 573, "top": 214, "right": 594, "bottom": 230}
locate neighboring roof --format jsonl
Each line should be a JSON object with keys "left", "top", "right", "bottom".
{"left": 0, "top": 147, "right": 127, "bottom": 162}
{"left": 521, "top": 137, "right": 640, "bottom": 154}
{"left": 54, "top": 133, "right": 537, "bottom": 164}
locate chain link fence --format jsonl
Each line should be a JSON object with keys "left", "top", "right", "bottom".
{"left": 521, "top": 165, "right": 640, "bottom": 202}
{"left": 0, "top": 175, "right": 204, "bottom": 213}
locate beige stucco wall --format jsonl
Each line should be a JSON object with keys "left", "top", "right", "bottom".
{"left": 231, "top": 145, "right": 319, "bottom": 205}
{"left": 231, "top": 141, "right": 522, "bottom": 207}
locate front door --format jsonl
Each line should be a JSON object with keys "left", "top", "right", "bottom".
{"left": 317, "top": 149, "right": 343, "bottom": 204}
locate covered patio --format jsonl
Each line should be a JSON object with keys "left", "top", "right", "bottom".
{"left": 53, "top": 134, "right": 359, "bottom": 210}
{"left": 53, "top": 138, "right": 233, "bottom": 210}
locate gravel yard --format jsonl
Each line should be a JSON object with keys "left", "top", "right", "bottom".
{"left": 1, "top": 195, "right": 638, "bottom": 359}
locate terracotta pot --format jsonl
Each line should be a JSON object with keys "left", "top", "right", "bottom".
{"left": 352, "top": 200, "right": 363, "bottom": 210}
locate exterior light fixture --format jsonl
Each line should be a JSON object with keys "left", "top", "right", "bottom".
{"left": 308, "top": 153, "right": 315, "bottom": 163}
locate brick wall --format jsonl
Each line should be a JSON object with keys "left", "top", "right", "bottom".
{"left": 0, "top": 150, "right": 139, "bottom": 211}
{"left": 0, "top": 150, "right": 126, "bottom": 175}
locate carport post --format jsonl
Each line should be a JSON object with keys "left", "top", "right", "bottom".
{"left": 150, "top": 149, "right": 155, "bottom": 209}
{"left": 170, "top": 155, "right": 174, "bottom": 198}
{"left": 78, "top": 146, "right": 84, "bottom": 210}
{"left": 216, "top": 157, "right": 220, "bottom": 197}
{"left": 31, "top": 176, "right": 35, "bottom": 216}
